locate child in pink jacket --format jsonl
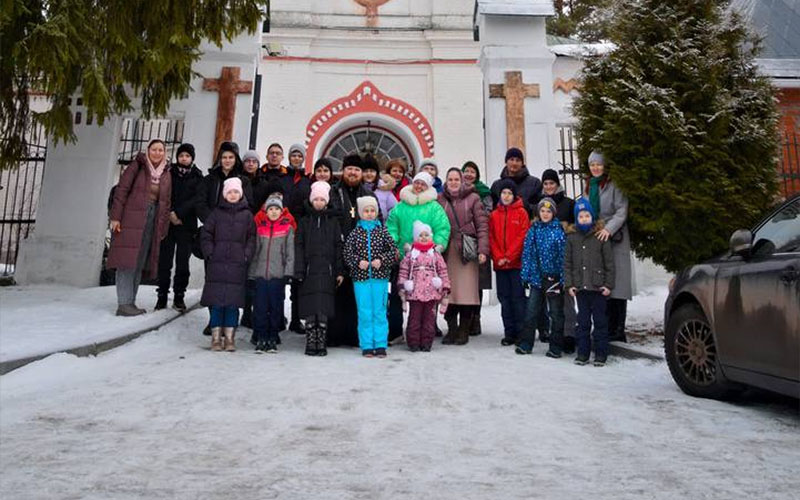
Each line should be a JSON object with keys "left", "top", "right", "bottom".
{"left": 398, "top": 221, "right": 451, "bottom": 352}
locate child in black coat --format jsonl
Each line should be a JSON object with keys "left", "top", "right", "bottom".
{"left": 295, "top": 181, "right": 344, "bottom": 356}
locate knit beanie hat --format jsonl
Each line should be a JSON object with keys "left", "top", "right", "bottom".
{"left": 537, "top": 197, "right": 556, "bottom": 217}
{"left": 288, "top": 143, "right": 306, "bottom": 159}
{"left": 342, "top": 153, "right": 363, "bottom": 170}
{"left": 361, "top": 154, "right": 379, "bottom": 173}
{"left": 588, "top": 150, "right": 605, "bottom": 166}
{"left": 412, "top": 171, "right": 434, "bottom": 189}
{"left": 222, "top": 177, "right": 243, "bottom": 198}
{"left": 574, "top": 197, "right": 595, "bottom": 232}
{"left": 505, "top": 147, "right": 524, "bottom": 163}
{"left": 541, "top": 168, "right": 560, "bottom": 185}
{"left": 496, "top": 178, "right": 518, "bottom": 200}
{"left": 176, "top": 143, "right": 195, "bottom": 161}
{"left": 356, "top": 196, "right": 378, "bottom": 218}
{"left": 242, "top": 150, "right": 261, "bottom": 164}
{"left": 419, "top": 158, "right": 438, "bottom": 174}
{"left": 413, "top": 220, "right": 433, "bottom": 242}
{"left": 265, "top": 195, "right": 283, "bottom": 210}
{"left": 309, "top": 181, "right": 331, "bottom": 204}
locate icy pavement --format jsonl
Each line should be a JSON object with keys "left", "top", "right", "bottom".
{"left": 0, "top": 308, "right": 797, "bottom": 500}
{"left": 0, "top": 285, "right": 200, "bottom": 364}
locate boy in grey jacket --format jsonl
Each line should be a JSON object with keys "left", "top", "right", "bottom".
{"left": 248, "top": 195, "right": 295, "bottom": 353}
{"left": 564, "top": 198, "right": 615, "bottom": 366}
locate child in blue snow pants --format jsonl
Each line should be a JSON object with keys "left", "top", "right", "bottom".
{"left": 343, "top": 196, "right": 397, "bottom": 358}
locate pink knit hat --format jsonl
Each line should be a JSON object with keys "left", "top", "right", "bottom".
{"left": 309, "top": 181, "right": 331, "bottom": 204}
{"left": 222, "top": 177, "right": 243, "bottom": 198}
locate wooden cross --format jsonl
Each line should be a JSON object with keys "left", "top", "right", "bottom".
{"left": 489, "top": 71, "right": 540, "bottom": 155}
{"left": 202, "top": 67, "right": 253, "bottom": 162}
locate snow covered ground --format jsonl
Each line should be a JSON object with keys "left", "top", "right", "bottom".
{"left": 0, "top": 285, "right": 200, "bottom": 363}
{"left": 1, "top": 303, "right": 797, "bottom": 499}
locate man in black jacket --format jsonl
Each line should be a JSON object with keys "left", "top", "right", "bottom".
{"left": 156, "top": 143, "right": 204, "bottom": 311}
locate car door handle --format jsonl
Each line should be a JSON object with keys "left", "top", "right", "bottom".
{"left": 781, "top": 268, "right": 799, "bottom": 284}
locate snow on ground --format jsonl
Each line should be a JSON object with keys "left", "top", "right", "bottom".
{"left": 0, "top": 306, "right": 797, "bottom": 500}
{"left": 0, "top": 285, "right": 200, "bottom": 363}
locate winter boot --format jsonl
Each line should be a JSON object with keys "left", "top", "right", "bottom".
{"left": 172, "top": 295, "right": 187, "bottom": 312}
{"left": 563, "top": 336, "right": 576, "bottom": 354}
{"left": 469, "top": 308, "right": 482, "bottom": 336}
{"left": 305, "top": 325, "right": 318, "bottom": 356}
{"left": 223, "top": 327, "right": 236, "bottom": 352}
{"left": 154, "top": 295, "right": 168, "bottom": 311}
{"left": 203, "top": 323, "right": 212, "bottom": 336}
{"left": 442, "top": 310, "right": 458, "bottom": 345}
{"left": 317, "top": 324, "right": 328, "bottom": 357}
{"left": 211, "top": 328, "right": 223, "bottom": 351}
{"left": 453, "top": 310, "right": 473, "bottom": 346}
{"left": 116, "top": 304, "right": 145, "bottom": 317}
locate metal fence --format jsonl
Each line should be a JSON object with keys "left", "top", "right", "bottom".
{"left": 556, "top": 125, "right": 584, "bottom": 199}
{"left": 0, "top": 123, "right": 47, "bottom": 278}
{"left": 116, "top": 118, "right": 185, "bottom": 177}
{"left": 780, "top": 131, "right": 800, "bottom": 198}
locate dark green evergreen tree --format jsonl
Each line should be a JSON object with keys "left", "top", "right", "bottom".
{"left": 573, "top": 0, "right": 780, "bottom": 273}
{"left": 547, "top": 0, "right": 614, "bottom": 42}
{"left": 0, "top": 0, "right": 267, "bottom": 169}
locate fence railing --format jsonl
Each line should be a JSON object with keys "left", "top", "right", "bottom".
{"left": 0, "top": 123, "right": 47, "bottom": 278}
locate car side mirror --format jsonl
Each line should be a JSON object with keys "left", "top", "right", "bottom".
{"left": 730, "top": 229, "right": 753, "bottom": 258}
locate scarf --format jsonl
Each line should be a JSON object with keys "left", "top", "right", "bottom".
{"left": 412, "top": 241, "right": 434, "bottom": 253}
{"left": 473, "top": 179, "right": 491, "bottom": 199}
{"left": 589, "top": 175, "right": 604, "bottom": 216}
{"left": 358, "top": 218, "right": 380, "bottom": 231}
{"left": 577, "top": 219, "right": 594, "bottom": 234}
{"left": 146, "top": 155, "right": 168, "bottom": 185}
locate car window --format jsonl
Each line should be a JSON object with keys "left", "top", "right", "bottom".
{"left": 752, "top": 199, "right": 800, "bottom": 256}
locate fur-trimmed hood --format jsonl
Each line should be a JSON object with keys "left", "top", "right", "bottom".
{"left": 399, "top": 184, "right": 438, "bottom": 206}
{"left": 564, "top": 218, "right": 605, "bottom": 235}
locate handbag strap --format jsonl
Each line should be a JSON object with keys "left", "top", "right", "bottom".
{"left": 446, "top": 197, "right": 463, "bottom": 233}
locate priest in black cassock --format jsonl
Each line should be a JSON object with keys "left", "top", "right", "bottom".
{"left": 327, "top": 153, "right": 381, "bottom": 347}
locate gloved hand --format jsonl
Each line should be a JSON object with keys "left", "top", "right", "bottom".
{"left": 403, "top": 243, "right": 412, "bottom": 254}
{"left": 439, "top": 296, "right": 449, "bottom": 315}
{"left": 403, "top": 280, "right": 414, "bottom": 293}
{"left": 434, "top": 245, "right": 445, "bottom": 254}
{"left": 431, "top": 276, "right": 442, "bottom": 289}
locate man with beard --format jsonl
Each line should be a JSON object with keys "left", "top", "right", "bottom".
{"left": 327, "top": 154, "right": 381, "bottom": 347}
{"left": 489, "top": 147, "right": 542, "bottom": 215}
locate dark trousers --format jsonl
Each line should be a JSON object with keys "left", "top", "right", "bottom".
{"left": 253, "top": 278, "right": 285, "bottom": 343}
{"left": 290, "top": 281, "right": 301, "bottom": 327}
{"left": 606, "top": 298, "right": 628, "bottom": 341}
{"left": 406, "top": 300, "right": 436, "bottom": 349}
{"left": 520, "top": 288, "right": 564, "bottom": 353}
{"left": 156, "top": 226, "right": 193, "bottom": 298}
{"left": 576, "top": 291, "right": 609, "bottom": 358}
{"left": 388, "top": 266, "right": 404, "bottom": 341}
{"left": 496, "top": 269, "right": 526, "bottom": 341}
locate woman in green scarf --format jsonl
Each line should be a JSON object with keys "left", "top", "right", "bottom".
{"left": 583, "top": 150, "right": 632, "bottom": 344}
{"left": 461, "top": 161, "right": 493, "bottom": 336}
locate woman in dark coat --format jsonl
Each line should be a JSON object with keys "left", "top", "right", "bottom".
{"left": 108, "top": 139, "right": 172, "bottom": 316}
{"left": 295, "top": 181, "right": 344, "bottom": 356}
{"left": 200, "top": 177, "right": 256, "bottom": 351}
{"left": 438, "top": 168, "right": 490, "bottom": 345}
{"left": 462, "top": 160, "right": 494, "bottom": 336}
{"left": 195, "top": 141, "right": 255, "bottom": 223}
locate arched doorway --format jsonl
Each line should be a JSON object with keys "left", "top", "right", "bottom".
{"left": 322, "top": 122, "right": 413, "bottom": 172}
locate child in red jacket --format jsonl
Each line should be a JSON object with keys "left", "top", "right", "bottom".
{"left": 489, "top": 179, "right": 531, "bottom": 346}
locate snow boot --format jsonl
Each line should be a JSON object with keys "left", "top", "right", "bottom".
{"left": 223, "top": 327, "right": 236, "bottom": 352}
{"left": 375, "top": 348, "right": 387, "bottom": 358}
{"left": 469, "top": 308, "right": 482, "bottom": 336}
{"left": 453, "top": 310, "right": 473, "bottom": 345}
{"left": 593, "top": 354, "right": 607, "bottom": 367}
{"left": 202, "top": 323, "right": 212, "bottom": 336}
{"left": 574, "top": 354, "right": 590, "bottom": 366}
{"left": 563, "top": 336, "right": 576, "bottom": 354}
{"left": 172, "top": 295, "right": 187, "bottom": 312}
{"left": 116, "top": 304, "right": 145, "bottom": 317}
{"left": 442, "top": 310, "right": 458, "bottom": 345}
{"left": 154, "top": 295, "right": 168, "bottom": 311}
{"left": 211, "top": 328, "right": 223, "bottom": 351}
{"left": 305, "top": 325, "right": 318, "bottom": 356}
{"left": 317, "top": 324, "right": 329, "bottom": 356}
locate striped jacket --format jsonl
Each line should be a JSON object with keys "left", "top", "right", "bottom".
{"left": 248, "top": 209, "right": 295, "bottom": 280}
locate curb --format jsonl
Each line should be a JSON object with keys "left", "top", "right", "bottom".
{"left": 0, "top": 303, "right": 201, "bottom": 376}
{"left": 609, "top": 341, "right": 664, "bottom": 361}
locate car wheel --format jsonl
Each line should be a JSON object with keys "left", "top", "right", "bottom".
{"left": 665, "top": 303, "right": 739, "bottom": 400}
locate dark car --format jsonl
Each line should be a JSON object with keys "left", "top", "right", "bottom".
{"left": 664, "top": 195, "right": 800, "bottom": 400}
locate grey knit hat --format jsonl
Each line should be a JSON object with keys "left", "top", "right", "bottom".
{"left": 537, "top": 197, "right": 557, "bottom": 216}
{"left": 265, "top": 195, "right": 283, "bottom": 210}
{"left": 242, "top": 150, "right": 261, "bottom": 164}
{"left": 587, "top": 150, "right": 604, "bottom": 166}
{"left": 288, "top": 143, "right": 306, "bottom": 158}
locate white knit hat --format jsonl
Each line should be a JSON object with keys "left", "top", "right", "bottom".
{"left": 413, "top": 220, "right": 433, "bottom": 242}
{"left": 356, "top": 196, "right": 378, "bottom": 218}
{"left": 412, "top": 171, "right": 434, "bottom": 189}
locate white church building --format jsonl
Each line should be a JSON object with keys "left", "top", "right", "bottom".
{"left": 14, "top": 0, "right": 609, "bottom": 287}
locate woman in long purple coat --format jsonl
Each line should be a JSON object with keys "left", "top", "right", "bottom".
{"left": 108, "top": 139, "right": 172, "bottom": 316}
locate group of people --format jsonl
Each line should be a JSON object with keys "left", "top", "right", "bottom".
{"left": 107, "top": 139, "right": 632, "bottom": 365}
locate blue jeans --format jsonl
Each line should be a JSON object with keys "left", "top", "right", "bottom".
{"left": 253, "top": 278, "right": 286, "bottom": 343}
{"left": 575, "top": 291, "right": 609, "bottom": 358}
{"left": 209, "top": 306, "right": 239, "bottom": 328}
{"left": 520, "top": 287, "right": 565, "bottom": 353}
{"left": 353, "top": 279, "right": 389, "bottom": 350}
{"left": 496, "top": 269, "right": 526, "bottom": 340}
